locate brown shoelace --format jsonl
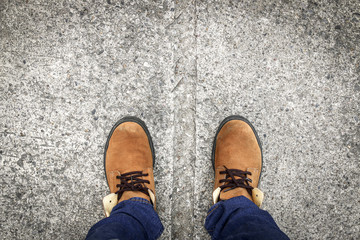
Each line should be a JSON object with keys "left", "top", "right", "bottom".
{"left": 116, "top": 171, "right": 150, "bottom": 201}
{"left": 219, "top": 166, "right": 254, "bottom": 195}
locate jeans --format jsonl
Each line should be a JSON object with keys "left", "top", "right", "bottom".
{"left": 86, "top": 196, "right": 289, "bottom": 240}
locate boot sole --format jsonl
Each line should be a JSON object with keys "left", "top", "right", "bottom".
{"left": 211, "top": 115, "right": 263, "bottom": 184}
{"left": 103, "top": 116, "right": 155, "bottom": 187}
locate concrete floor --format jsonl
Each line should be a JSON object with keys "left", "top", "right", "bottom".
{"left": 1, "top": 0, "right": 359, "bottom": 239}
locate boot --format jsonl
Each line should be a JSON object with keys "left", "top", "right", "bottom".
{"left": 102, "top": 117, "right": 156, "bottom": 217}
{"left": 212, "top": 116, "right": 264, "bottom": 207}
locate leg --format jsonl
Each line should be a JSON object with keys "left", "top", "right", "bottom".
{"left": 86, "top": 117, "right": 163, "bottom": 240}
{"left": 86, "top": 198, "right": 163, "bottom": 240}
{"left": 207, "top": 115, "right": 289, "bottom": 240}
{"left": 205, "top": 196, "right": 289, "bottom": 240}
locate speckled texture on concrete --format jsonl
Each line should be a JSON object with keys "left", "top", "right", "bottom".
{"left": 1, "top": 0, "right": 359, "bottom": 239}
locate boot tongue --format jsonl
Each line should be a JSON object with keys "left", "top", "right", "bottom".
{"left": 219, "top": 170, "right": 253, "bottom": 201}
{"left": 219, "top": 187, "right": 252, "bottom": 201}
{"left": 118, "top": 191, "right": 150, "bottom": 203}
{"left": 216, "top": 187, "right": 264, "bottom": 207}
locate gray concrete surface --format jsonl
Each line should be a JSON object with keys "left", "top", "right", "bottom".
{"left": 1, "top": 0, "right": 359, "bottom": 239}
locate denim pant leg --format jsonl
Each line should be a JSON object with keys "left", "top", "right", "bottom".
{"left": 205, "top": 196, "right": 289, "bottom": 240}
{"left": 86, "top": 197, "right": 164, "bottom": 240}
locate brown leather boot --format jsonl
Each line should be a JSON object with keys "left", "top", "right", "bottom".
{"left": 102, "top": 117, "right": 156, "bottom": 217}
{"left": 212, "top": 116, "right": 264, "bottom": 207}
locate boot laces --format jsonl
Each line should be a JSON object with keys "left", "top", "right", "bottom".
{"left": 219, "top": 166, "right": 254, "bottom": 195}
{"left": 116, "top": 171, "right": 150, "bottom": 200}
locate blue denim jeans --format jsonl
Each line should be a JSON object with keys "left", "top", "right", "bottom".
{"left": 205, "top": 196, "right": 289, "bottom": 240}
{"left": 86, "top": 198, "right": 164, "bottom": 240}
{"left": 86, "top": 196, "right": 289, "bottom": 240}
